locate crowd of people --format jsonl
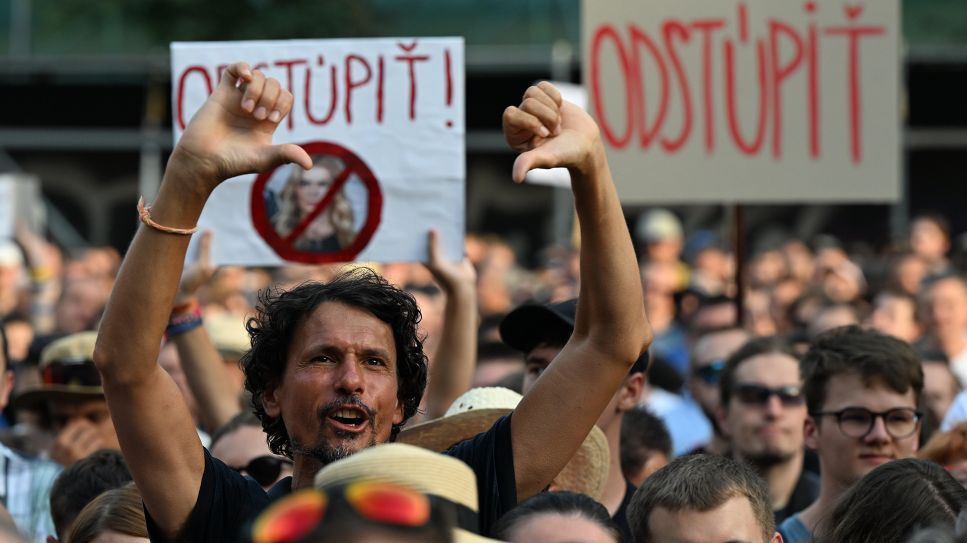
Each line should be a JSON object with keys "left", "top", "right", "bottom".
{"left": 0, "top": 64, "right": 965, "bottom": 542}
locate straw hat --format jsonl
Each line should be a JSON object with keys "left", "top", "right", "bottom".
{"left": 314, "top": 442, "right": 504, "bottom": 543}
{"left": 14, "top": 331, "right": 103, "bottom": 409}
{"left": 203, "top": 313, "right": 251, "bottom": 359}
{"left": 398, "top": 387, "right": 610, "bottom": 501}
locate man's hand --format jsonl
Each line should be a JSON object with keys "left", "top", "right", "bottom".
{"left": 424, "top": 229, "right": 476, "bottom": 296}
{"left": 49, "top": 419, "right": 107, "bottom": 466}
{"left": 502, "top": 82, "right": 603, "bottom": 183}
{"left": 171, "top": 62, "right": 312, "bottom": 191}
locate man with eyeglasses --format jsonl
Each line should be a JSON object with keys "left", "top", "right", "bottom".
{"left": 686, "top": 327, "right": 749, "bottom": 455}
{"left": 717, "top": 336, "right": 818, "bottom": 524}
{"left": 778, "top": 325, "right": 923, "bottom": 543}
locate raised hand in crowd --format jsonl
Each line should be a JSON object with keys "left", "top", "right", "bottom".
{"left": 93, "top": 62, "right": 309, "bottom": 538}
{"left": 14, "top": 221, "right": 60, "bottom": 335}
{"left": 421, "top": 229, "right": 478, "bottom": 420}
{"left": 48, "top": 418, "right": 110, "bottom": 467}
{"left": 501, "top": 82, "right": 651, "bottom": 501}
{"left": 167, "top": 230, "right": 242, "bottom": 433}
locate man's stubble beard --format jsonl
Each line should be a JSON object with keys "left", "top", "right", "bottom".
{"left": 740, "top": 440, "right": 797, "bottom": 468}
{"left": 291, "top": 428, "right": 378, "bottom": 466}
{"left": 290, "top": 396, "right": 381, "bottom": 466}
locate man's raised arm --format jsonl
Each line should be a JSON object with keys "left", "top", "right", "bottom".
{"left": 92, "top": 63, "right": 310, "bottom": 538}
{"left": 504, "top": 83, "right": 652, "bottom": 500}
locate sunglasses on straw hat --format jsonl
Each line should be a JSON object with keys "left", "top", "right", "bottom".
{"left": 311, "top": 443, "right": 506, "bottom": 543}
{"left": 250, "top": 482, "right": 436, "bottom": 543}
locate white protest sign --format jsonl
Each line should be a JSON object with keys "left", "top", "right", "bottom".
{"left": 583, "top": 0, "right": 900, "bottom": 203}
{"left": 171, "top": 38, "right": 464, "bottom": 265}
{"left": 0, "top": 174, "right": 43, "bottom": 240}
{"left": 0, "top": 179, "right": 13, "bottom": 240}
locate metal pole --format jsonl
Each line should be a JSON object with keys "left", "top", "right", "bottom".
{"left": 734, "top": 204, "right": 746, "bottom": 328}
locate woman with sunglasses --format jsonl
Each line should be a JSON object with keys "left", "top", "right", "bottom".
{"left": 211, "top": 412, "right": 294, "bottom": 491}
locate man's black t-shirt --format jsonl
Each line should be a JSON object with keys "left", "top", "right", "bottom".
{"left": 145, "top": 415, "right": 517, "bottom": 542}
{"left": 611, "top": 480, "right": 637, "bottom": 543}
{"left": 774, "top": 468, "right": 820, "bottom": 524}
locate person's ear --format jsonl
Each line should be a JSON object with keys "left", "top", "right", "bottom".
{"left": 619, "top": 373, "right": 645, "bottom": 411}
{"left": 771, "top": 531, "right": 784, "bottom": 543}
{"left": 262, "top": 382, "right": 282, "bottom": 417}
{"left": 393, "top": 399, "right": 405, "bottom": 426}
{"left": 804, "top": 416, "right": 819, "bottom": 450}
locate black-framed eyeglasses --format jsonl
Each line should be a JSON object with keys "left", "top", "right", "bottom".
{"left": 810, "top": 407, "right": 922, "bottom": 439}
{"left": 231, "top": 455, "right": 293, "bottom": 487}
{"left": 692, "top": 359, "right": 725, "bottom": 385}
{"left": 732, "top": 384, "right": 805, "bottom": 407}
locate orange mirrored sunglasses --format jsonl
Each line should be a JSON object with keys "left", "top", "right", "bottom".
{"left": 251, "top": 481, "right": 432, "bottom": 543}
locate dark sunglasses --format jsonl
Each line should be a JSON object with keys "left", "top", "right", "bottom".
{"left": 250, "top": 482, "right": 432, "bottom": 543}
{"left": 231, "top": 455, "right": 293, "bottom": 487}
{"left": 732, "top": 384, "right": 804, "bottom": 407}
{"left": 41, "top": 359, "right": 102, "bottom": 387}
{"left": 692, "top": 359, "right": 725, "bottom": 385}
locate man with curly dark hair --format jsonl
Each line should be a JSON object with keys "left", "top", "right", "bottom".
{"left": 241, "top": 268, "right": 428, "bottom": 461}
{"left": 93, "top": 63, "right": 649, "bottom": 541}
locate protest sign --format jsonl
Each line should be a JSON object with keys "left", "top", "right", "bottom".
{"left": 171, "top": 38, "right": 464, "bottom": 265}
{"left": 582, "top": 0, "right": 900, "bottom": 203}
{"left": 0, "top": 174, "right": 43, "bottom": 240}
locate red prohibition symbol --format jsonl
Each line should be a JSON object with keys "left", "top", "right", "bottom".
{"left": 251, "top": 141, "right": 383, "bottom": 264}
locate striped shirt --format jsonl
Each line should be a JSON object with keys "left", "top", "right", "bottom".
{"left": 0, "top": 443, "right": 60, "bottom": 543}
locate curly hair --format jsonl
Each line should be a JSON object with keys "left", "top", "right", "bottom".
{"left": 242, "top": 267, "right": 428, "bottom": 458}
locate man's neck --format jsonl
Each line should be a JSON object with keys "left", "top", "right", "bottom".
{"left": 291, "top": 456, "right": 324, "bottom": 490}
{"left": 740, "top": 449, "right": 803, "bottom": 511}
{"left": 600, "top": 417, "right": 627, "bottom": 515}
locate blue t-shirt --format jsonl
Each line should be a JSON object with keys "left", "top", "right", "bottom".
{"left": 778, "top": 513, "right": 812, "bottom": 543}
{"left": 145, "top": 415, "right": 517, "bottom": 542}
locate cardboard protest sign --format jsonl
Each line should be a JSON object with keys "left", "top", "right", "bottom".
{"left": 582, "top": 0, "right": 900, "bottom": 203}
{"left": 0, "top": 175, "right": 43, "bottom": 240}
{"left": 171, "top": 38, "right": 464, "bottom": 265}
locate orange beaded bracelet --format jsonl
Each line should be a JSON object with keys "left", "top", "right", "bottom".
{"left": 137, "top": 197, "right": 198, "bottom": 236}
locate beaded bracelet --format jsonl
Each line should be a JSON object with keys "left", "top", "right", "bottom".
{"left": 166, "top": 302, "right": 203, "bottom": 337}
{"left": 137, "top": 197, "right": 198, "bottom": 236}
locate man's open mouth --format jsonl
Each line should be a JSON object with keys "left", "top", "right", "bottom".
{"left": 326, "top": 406, "right": 370, "bottom": 431}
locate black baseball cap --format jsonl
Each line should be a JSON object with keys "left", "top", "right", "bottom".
{"left": 499, "top": 298, "right": 650, "bottom": 374}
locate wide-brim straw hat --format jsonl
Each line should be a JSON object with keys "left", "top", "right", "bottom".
{"left": 14, "top": 331, "right": 104, "bottom": 410}
{"left": 314, "top": 442, "right": 505, "bottom": 543}
{"left": 398, "top": 387, "right": 610, "bottom": 501}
